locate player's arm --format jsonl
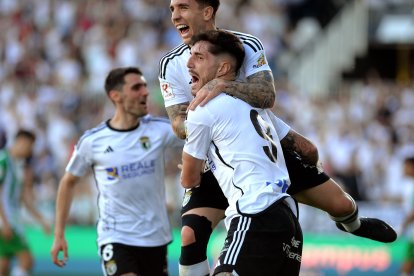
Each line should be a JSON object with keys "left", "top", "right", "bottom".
{"left": 0, "top": 157, "right": 13, "bottom": 240}
{"left": 0, "top": 185, "right": 13, "bottom": 240}
{"left": 280, "top": 129, "right": 319, "bottom": 166}
{"left": 189, "top": 70, "right": 275, "bottom": 110}
{"left": 166, "top": 103, "right": 189, "bottom": 139}
{"left": 181, "top": 151, "right": 204, "bottom": 189}
{"left": 22, "top": 165, "right": 51, "bottom": 234}
{"left": 51, "top": 172, "right": 80, "bottom": 267}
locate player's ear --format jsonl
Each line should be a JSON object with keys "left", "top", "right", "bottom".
{"left": 217, "top": 61, "right": 231, "bottom": 78}
{"left": 109, "top": 90, "right": 120, "bottom": 103}
{"left": 203, "top": 6, "right": 214, "bottom": 21}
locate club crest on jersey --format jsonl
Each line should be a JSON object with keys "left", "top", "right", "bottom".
{"left": 105, "top": 167, "right": 119, "bottom": 180}
{"left": 105, "top": 260, "right": 117, "bottom": 276}
{"left": 160, "top": 81, "right": 175, "bottom": 100}
{"left": 182, "top": 189, "right": 192, "bottom": 207}
{"left": 253, "top": 53, "right": 266, "bottom": 69}
{"left": 140, "top": 136, "right": 151, "bottom": 150}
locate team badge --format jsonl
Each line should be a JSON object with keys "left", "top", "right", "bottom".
{"left": 253, "top": 53, "right": 266, "bottom": 68}
{"left": 105, "top": 260, "right": 117, "bottom": 276}
{"left": 105, "top": 167, "right": 119, "bottom": 180}
{"left": 182, "top": 189, "right": 192, "bottom": 207}
{"left": 140, "top": 136, "right": 151, "bottom": 150}
{"left": 160, "top": 81, "right": 175, "bottom": 100}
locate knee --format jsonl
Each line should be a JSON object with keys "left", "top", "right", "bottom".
{"left": 181, "top": 225, "right": 196, "bottom": 247}
{"left": 328, "top": 193, "right": 356, "bottom": 217}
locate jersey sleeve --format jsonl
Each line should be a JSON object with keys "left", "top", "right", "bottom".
{"left": 183, "top": 108, "right": 214, "bottom": 160}
{"left": 240, "top": 36, "right": 272, "bottom": 78}
{"left": 265, "top": 110, "right": 291, "bottom": 140}
{"left": 158, "top": 49, "right": 192, "bottom": 108}
{"left": 65, "top": 138, "right": 93, "bottom": 177}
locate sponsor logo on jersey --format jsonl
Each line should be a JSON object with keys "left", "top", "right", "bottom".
{"left": 105, "top": 167, "right": 119, "bottom": 180}
{"left": 253, "top": 53, "right": 266, "bottom": 69}
{"left": 105, "top": 260, "right": 117, "bottom": 276}
{"left": 105, "top": 160, "right": 156, "bottom": 180}
{"left": 139, "top": 136, "right": 151, "bottom": 150}
{"left": 160, "top": 81, "right": 175, "bottom": 100}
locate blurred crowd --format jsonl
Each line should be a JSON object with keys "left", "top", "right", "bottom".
{"left": 0, "top": 0, "right": 413, "bottom": 227}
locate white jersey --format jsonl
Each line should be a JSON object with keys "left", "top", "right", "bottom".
{"left": 0, "top": 150, "right": 25, "bottom": 233}
{"left": 66, "top": 115, "right": 183, "bottom": 247}
{"left": 184, "top": 94, "right": 295, "bottom": 228}
{"left": 158, "top": 30, "right": 291, "bottom": 139}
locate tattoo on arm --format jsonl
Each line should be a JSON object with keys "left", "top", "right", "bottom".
{"left": 223, "top": 71, "right": 275, "bottom": 108}
{"left": 280, "top": 131, "right": 319, "bottom": 166}
{"left": 166, "top": 103, "right": 189, "bottom": 140}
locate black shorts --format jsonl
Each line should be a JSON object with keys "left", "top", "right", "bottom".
{"left": 213, "top": 200, "right": 303, "bottom": 276}
{"left": 181, "top": 169, "right": 228, "bottom": 215}
{"left": 99, "top": 243, "right": 168, "bottom": 276}
{"left": 180, "top": 152, "right": 330, "bottom": 214}
{"left": 284, "top": 149, "right": 330, "bottom": 195}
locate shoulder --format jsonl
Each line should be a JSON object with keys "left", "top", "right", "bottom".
{"left": 227, "top": 29, "right": 264, "bottom": 53}
{"left": 190, "top": 94, "right": 232, "bottom": 121}
{"left": 76, "top": 121, "right": 108, "bottom": 148}
{"left": 142, "top": 115, "right": 172, "bottom": 129}
{"left": 159, "top": 43, "right": 190, "bottom": 79}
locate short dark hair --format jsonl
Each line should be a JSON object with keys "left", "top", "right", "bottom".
{"left": 190, "top": 30, "right": 245, "bottom": 74}
{"left": 15, "top": 129, "right": 36, "bottom": 142}
{"left": 104, "top": 67, "right": 143, "bottom": 95}
{"left": 195, "top": 0, "right": 220, "bottom": 18}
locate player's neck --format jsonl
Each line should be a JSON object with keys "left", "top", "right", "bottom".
{"left": 109, "top": 114, "right": 140, "bottom": 130}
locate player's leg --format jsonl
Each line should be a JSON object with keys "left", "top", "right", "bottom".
{"left": 0, "top": 258, "right": 11, "bottom": 276}
{"left": 401, "top": 242, "right": 414, "bottom": 276}
{"left": 268, "top": 110, "right": 397, "bottom": 243}
{"left": 137, "top": 245, "right": 168, "bottom": 276}
{"left": 2, "top": 231, "right": 32, "bottom": 276}
{"left": 282, "top": 129, "right": 397, "bottom": 243}
{"left": 212, "top": 200, "right": 302, "bottom": 276}
{"left": 100, "top": 243, "right": 139, "bottom": 276}
{"left": 180, "top": 207, "right": 224, "bottom": 276}
{"left": 13, "top": 250, "right": 33, "bottom": 276}
{"left": 179, "top": 170, "right": 227, "bottom": 276}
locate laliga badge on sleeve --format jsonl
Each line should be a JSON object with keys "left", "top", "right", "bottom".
{"left": 160, "top": 81, "right": 175, "bottom": 100}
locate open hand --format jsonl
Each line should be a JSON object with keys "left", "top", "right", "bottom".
{"left": 189, "top": 79, "right": 226, "bottom": 110}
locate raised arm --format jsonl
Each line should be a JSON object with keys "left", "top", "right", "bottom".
{"left": 188, "top": 70, "right": 275, "bottom": 110}
{"left": 165, "top": 102, "right": 189, "bottom": 139}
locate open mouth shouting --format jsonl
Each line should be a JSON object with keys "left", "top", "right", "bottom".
{"left": 189, "top": 72, "right": 200, "bottom": 94}
{"left": 177, "top": 24, "right": 191, "bottom": 39}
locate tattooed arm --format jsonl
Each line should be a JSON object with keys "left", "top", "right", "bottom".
{"left": 188, "top": 70, "right": 276, "bottom": 110}
{"left": 166, "top": 103, "right": 189, "bottom": 140}
{"left": 280, "top": 129, "right": 319, "bottom": 166}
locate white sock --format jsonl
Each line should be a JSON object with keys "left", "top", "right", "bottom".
{"left": 330, "top": 194, "right": 361, "bottom": 232}
{"left": 11, "top": 266, "right": 29, "bottom": 276}
{"left": 179, "top": 259, "right": 210, "bottom": 276}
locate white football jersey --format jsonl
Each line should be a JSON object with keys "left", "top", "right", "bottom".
{"left": 66, "top": 115, "right": 183, "bottom": 247}
{"left": 158, "top": 30, "right": 291, "bottom": 139}
{"left": 184, "top": 94, "right": 295, "bottom": 228}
